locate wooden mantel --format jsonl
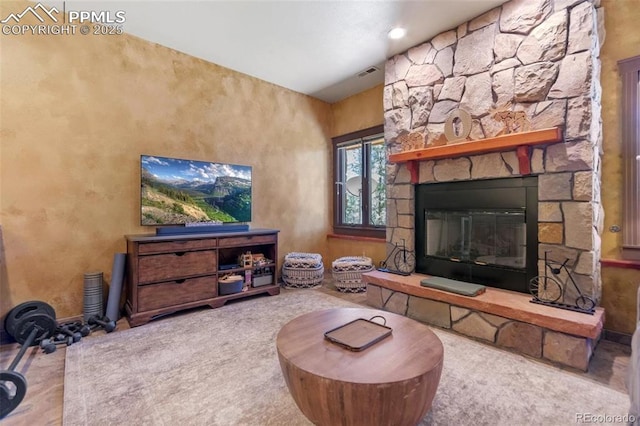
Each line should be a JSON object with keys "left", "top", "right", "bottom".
{"left": 389, "top": 127, "right": 563, "bottom": 184}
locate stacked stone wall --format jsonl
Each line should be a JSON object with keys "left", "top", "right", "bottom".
{"left": 384, "top": 0, "right": 603, "bottom": 300}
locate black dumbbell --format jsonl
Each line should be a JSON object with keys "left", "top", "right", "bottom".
{"left": 57, "top": 324, "right": 82, "bottom": 343}
{"left": 1, "top": 301, "right": 57, "bottom": 419}
{"left": 75, "top": 323, "right": 91, "bottom": 337}
{"left": 88, "top": 315, "right": 116, "bottom": 333}
{"left": 59, "top": 320, "right": 91, "bottom": 339}
{"left": 39, "top": 335, "right": 73, "bottom": 354}
{"left": 61, "top": 321, "right": 91, "bottom": 338}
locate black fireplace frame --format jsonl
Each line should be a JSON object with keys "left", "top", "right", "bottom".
{"left": 415, "top": 176, "right": 538, "bottom": 294}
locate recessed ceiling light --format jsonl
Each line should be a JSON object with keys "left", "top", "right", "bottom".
{"left": 388, "top": 27, "right": 407, "bottom": 40}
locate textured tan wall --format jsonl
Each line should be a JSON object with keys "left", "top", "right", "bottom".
{"left": 599, "top": 0, "right": 640, "bottom": 333}
{"left": 601, "top": 267, "right": 640, "bottom": 335}
{"left": 327, "top": 85, "right": 386, "bottom": 266}
{"left": 600, "top": 0, "right": 640, "bottom": 258}
{"left": 330, "top": 84, "right": 384, "bottom": 138}
{"left": 0, "top": 1, "right": 332, "bottom": 318}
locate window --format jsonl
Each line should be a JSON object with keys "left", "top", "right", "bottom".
{"left": 618, "top": 55, "right": 640, "bottom": 260}
{"left": 332, "top": 125, "right": 386, "bottom": 238}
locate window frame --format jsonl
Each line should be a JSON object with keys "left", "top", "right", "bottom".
{"left": 332, "top": 125, "right": 385, "bottom": 239}
{"left": 618, "top": 55, "right": 640, "bottom": 260}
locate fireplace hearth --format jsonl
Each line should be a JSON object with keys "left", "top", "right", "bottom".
{"left": 415, "top": 177, "right": 538, "bottom": 293}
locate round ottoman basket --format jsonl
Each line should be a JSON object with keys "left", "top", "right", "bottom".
{"left": 332, "top": 256, "right": 374, "bottom": 293}
{"left": 282, "top": 252, "right": 324, "bottom": 288}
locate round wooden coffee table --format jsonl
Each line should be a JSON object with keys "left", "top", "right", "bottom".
{"left": 276, "top": 307, "right": 444, "bottom": 426}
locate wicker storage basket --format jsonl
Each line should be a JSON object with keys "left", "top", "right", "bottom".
{"left": 332, "top": 256, "right": 374, "bottom": 293}
{"left": 282, "top": 252, "right": 324, "bottom": 288}
{"left": 283, "top": 252, "right": 322, "bottom": 268}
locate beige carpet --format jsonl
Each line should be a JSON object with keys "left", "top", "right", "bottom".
{"left": 63, "top": 288, "right": 630, "bottom": 425}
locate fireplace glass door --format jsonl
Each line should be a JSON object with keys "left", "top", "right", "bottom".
{"left": 424, "top": 209, "right": 526, "bottom": 270}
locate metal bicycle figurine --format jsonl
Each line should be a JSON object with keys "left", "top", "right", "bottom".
{"left": 378, "top": 239, "right": 416, "bottom": 275}
{"left": 528, "top": 251, "right": 596, "bottom": 312}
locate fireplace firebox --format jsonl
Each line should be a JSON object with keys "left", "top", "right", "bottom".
{"left": 415, "top": 177, "right": 538, "bottom": 294}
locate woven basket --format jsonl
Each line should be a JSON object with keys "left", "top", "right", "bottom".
{"left": 282, "top": 252, "right": 324, "bottom": 288}
{"left": 282, "top": 265, "right": 324, "bottom": 288}
{"left": 283, "top": 252, "right": 323, "bottom": 268}
{"left": 332, "top": 256, "right": 374, "bottom": 293}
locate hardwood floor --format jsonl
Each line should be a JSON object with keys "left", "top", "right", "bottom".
{"left": 1, "top": 342, "right": 65, "bottom": 426}
{"left": 0, "top": 284, "right": 632, "bottom": 425}
{"left": 0, "top": 318, "right": 131, "bottom": 426}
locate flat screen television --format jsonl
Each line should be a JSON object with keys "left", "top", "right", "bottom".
{"left": 140, "top": 155, "right": 252, "bottom": 226}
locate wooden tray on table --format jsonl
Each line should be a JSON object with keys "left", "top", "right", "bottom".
{"left": 324, "top": 316, "right": 392, "bottom": 351}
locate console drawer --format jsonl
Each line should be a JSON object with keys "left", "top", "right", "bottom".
{"left": 138, "top": 250, "right": 217, "bottom": 283}
{"left": 138, "top": 276, "right": 217, "bottom": 311}
{"left": 218, "top": 234, "right": 277, "bottom": 248}
{"left": 138, "top": 238, "right": 217, "bottom": 255}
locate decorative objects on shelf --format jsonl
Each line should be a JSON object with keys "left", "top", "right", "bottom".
{"left": 251, "top": 253, "right": 274, "bottom": 287}
{"left": 282, "top": 252, "right": 324, "bottom": 288}
{"left": 241, "top": 252, "right": 253, "bottom": 290}
{"left": 444, "top": 109, "right": 472, "bottom": 142}
{"left": 429, "top": 134, "right": 450, "bottom": 147}
{"left": 219, "top": 274, "right": 244, "bottom": 295}
{"left": 396, "top": 131, "right": 426, "bottom": 152}
{"left": 490, "top": 103, "right": 531, "bottom": 135}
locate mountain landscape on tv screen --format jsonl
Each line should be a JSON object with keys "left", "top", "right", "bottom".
{"left": 141, "top": 160, "right": 251, "bottom": 225}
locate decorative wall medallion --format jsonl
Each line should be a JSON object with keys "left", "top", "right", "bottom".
{"left": 444, "top": 109, "right": 472, "bottom": 142}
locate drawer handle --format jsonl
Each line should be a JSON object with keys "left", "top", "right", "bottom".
{"left": 174, "top": 279, "right": 186, "bottom": 284}
{"left": 174, "top": 252, "right": 187, "bottom": 257}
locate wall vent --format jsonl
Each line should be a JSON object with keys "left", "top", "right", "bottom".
{"left": 357, "top": 66, "right": 379, "bottom": 77}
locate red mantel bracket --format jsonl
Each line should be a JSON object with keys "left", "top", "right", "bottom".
{"left": 406, "top": 161, "right": 419, "bottom": 184}
{"left": 516, "top": 145, "right": 531, "bottom": 175}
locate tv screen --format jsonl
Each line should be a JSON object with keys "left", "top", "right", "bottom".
{"left": 140, "top": 155, "right": 252, "bottom": 226}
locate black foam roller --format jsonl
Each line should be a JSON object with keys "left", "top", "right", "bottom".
{"left": 105, "top": 253, "right": 126, "bottom": 321}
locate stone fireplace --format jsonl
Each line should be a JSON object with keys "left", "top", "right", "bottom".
{"left": 383, "top": 0, "right": 604, "bottom": 304}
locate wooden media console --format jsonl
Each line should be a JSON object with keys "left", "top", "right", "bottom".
{"left": 124, "top": 228, "right": 280, "bottom": 327}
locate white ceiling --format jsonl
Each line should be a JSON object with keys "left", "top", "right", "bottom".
{"left": 47, "top": 0, "right": 507, "bottom": 103}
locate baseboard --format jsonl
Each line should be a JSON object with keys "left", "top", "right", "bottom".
{"left": 603, "top": 329, "right": 632, "bottom": 346}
